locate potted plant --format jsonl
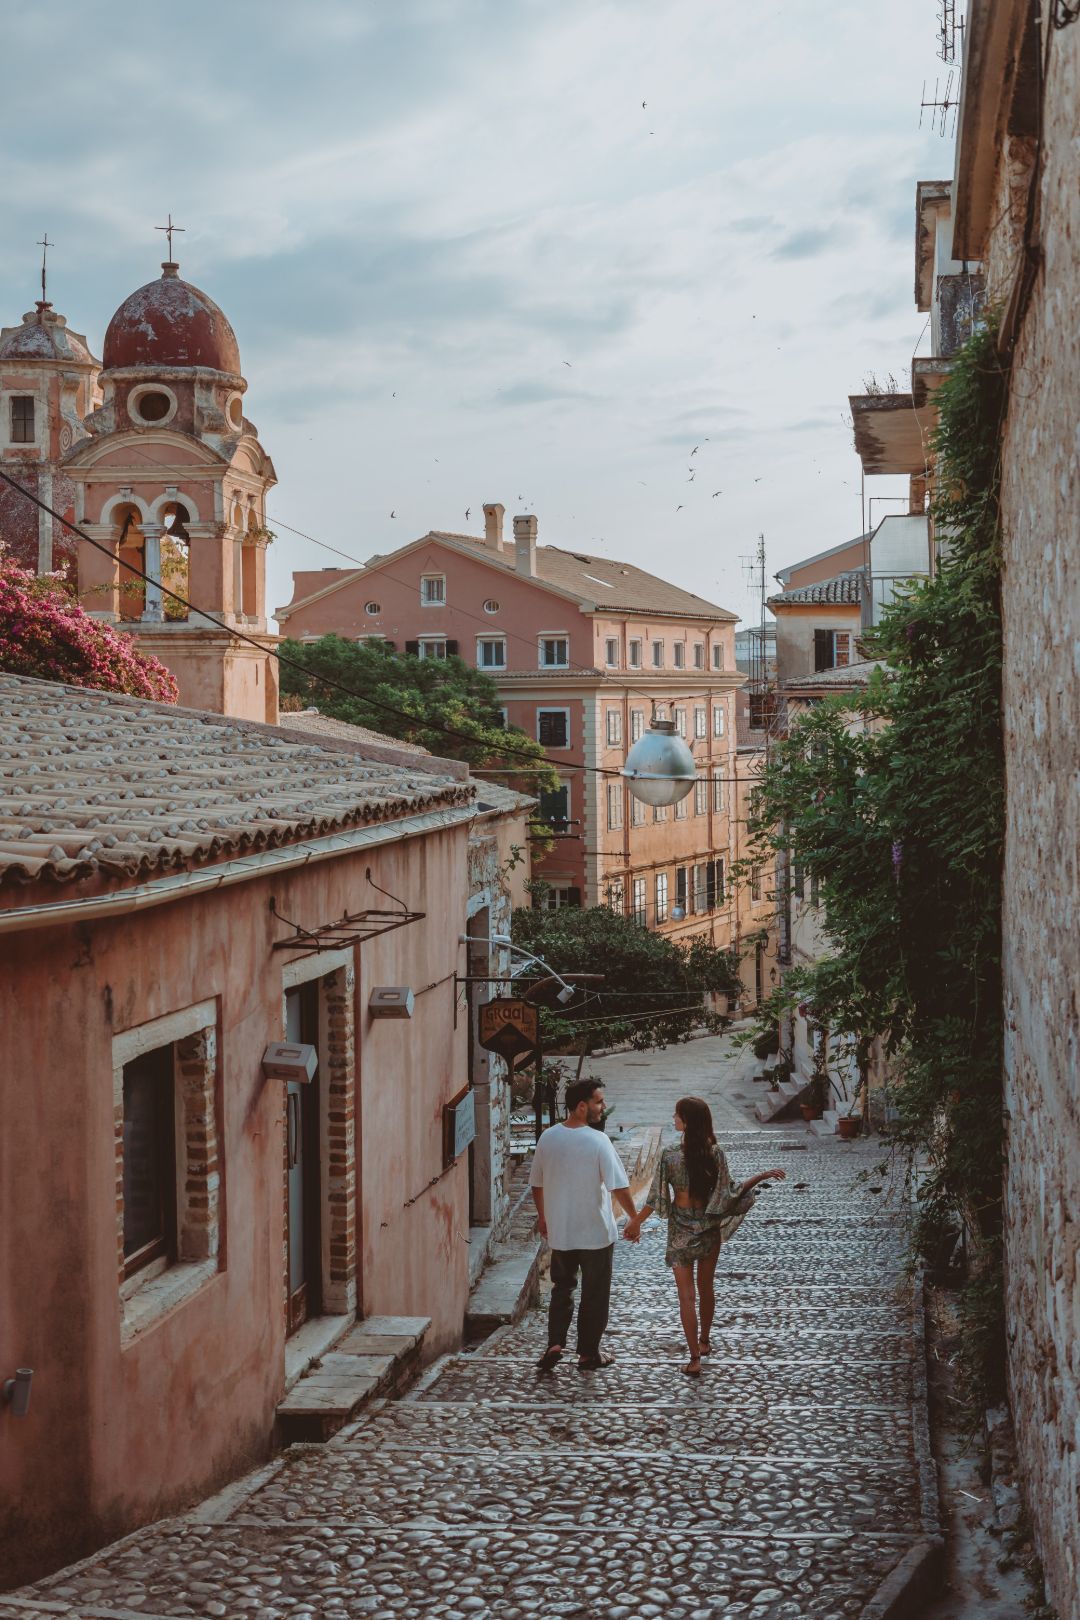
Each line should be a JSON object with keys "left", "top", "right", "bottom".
{"left": 837, "top": 1110, "right": 862, "bottom": 1140}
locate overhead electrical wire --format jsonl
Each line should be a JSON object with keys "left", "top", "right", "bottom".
{"left": 0, "top": 469, "right": 760, "bottom": 786}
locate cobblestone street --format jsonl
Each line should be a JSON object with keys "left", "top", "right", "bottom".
{"left": 6, "top": 1036, "right": 935, "bottom": 1620}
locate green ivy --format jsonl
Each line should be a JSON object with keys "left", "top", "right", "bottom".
{"left": 749, "top": 320, "right": 1010, "bottom": 1402}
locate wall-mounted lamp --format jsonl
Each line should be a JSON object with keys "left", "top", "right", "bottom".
{"left": 369, "top": 986, "right": 415, "bottom": 1019}
{"left": 262, "top": 1042, "right": 317, "bottom": 1082}
{"left": 3, "top": 1368, "right": 32, "bottom": 1418}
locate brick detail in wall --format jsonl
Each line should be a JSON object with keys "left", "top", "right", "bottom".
{"left": 322, "top": 963, "right": 357, "bottom": 1314}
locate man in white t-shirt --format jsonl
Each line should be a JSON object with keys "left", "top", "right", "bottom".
{"left": 530, "top": 1077, "right": 635, "bottom": 1372}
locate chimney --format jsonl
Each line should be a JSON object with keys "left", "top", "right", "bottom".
{"left": 513, "top": 514, "right": 537, "bottom": 577}
{"left": 483, "top": 502, "right": 505, "bottom": 550}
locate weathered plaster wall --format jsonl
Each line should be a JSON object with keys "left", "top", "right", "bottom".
{"left": 773, "top": 603, "right": 862, "bottom": 684}
{"left": 995, "top": 19, "right": 1080, "bottom": 1619}
{"left": 0, "top": 822, "right": 471, "bottom": 1589}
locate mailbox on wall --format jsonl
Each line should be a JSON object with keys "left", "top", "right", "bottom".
{"left": 444, "top": 1086, "right": 476, "bottom": 1165}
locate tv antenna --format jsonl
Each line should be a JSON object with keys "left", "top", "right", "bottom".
{"left": 937, "top": 0, "right": 965, "bottom": 63}
{"left": 920, "top": 72, "right": 960, "bottom": 137}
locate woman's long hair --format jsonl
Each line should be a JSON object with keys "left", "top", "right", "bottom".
{"left": 677, "top": 1096, "right": 719, "bottom": 1204}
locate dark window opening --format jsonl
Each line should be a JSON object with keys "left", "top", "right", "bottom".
{"left": 538, "top": 784, "right": 569, "bottom": 829}
{"left": 135, "top": 391, "right": 171, "bottom": 423}
{"left": 10, "top": 396, "right": 34, "bottom": 443}
{"left": 538, "top": 710, "right": 569, "bottom": 748}
{"left": 122, "top": 1044, "right": 176, "bottom": 1279}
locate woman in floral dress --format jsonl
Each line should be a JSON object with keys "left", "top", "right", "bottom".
{"left": 623, "top": 1096, "right": 786, "bottom": 1375}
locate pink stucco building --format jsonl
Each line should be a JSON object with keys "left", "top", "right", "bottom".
{"left": 0, "top": 672, "right": 527, "bottom": 1588}
{"left": 279, "top": 507, "right": 745, "bottom": 950}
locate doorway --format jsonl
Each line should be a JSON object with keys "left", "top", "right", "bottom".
{"left": 285, "top": 981, "right": 321, "bottom": 1334}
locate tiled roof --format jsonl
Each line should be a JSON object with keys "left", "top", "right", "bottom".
{"left": 769, "top": 572, "right": 865, "bottom": 606}
{"left": 0, "top": 674, "right": 473, "bottom": 889}
{"left": 283, "top": 530, "right": 738, "bottom": 622}
{"left": 279, "top": 708, "right": 533, "bottom": 816}
{"left": 278, "top": 709, "right": 432, "bottom": 755}
{"left": 782, "top": 659, "right": 886, "bottom": 690}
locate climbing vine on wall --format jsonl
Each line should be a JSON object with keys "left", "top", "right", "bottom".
{"left": 749, "top": 320, "right": 1010, "bottom": 1400}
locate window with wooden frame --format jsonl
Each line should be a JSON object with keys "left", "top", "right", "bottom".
{"left": 713, "top": 704, "right": 725, "bottom": 737}
{"left": 606, "top": 709, "right": 622, "bottom": 746}
{"left": 631, "top": 794, "right": 647, "bottom": 827}
{"left": 655, "top": 872, "right": 669, "bottom": 923}
{"left": 630, "top": 708, "right": 644, "bottom": 742}
{"left": 813, "top": 628, "right": 853, "bottom": 671}
{"left": 674, "top": 706, "right": 687, "bottom": 737}
{"left": 607, "top": 782, "right": 623, "bottom": 830}
{"left": 694, "top": 706, "right": 707, "bottom": 739}
{"left": 674, "top": 792, "right": 688, "bottom": 820}
{"left": 628, "top": 639, "right": 642, "bottom": 669}
{"left": 10, "top": 396, "right": 35, "bottom": 443}
{"left": 673, "top": 642, "right": 686, "bottom": 670}
{"left": 631, "top": 876, "right": 647, "bottom": 925}
{"left": 539, "top": 636, "right": 570, "bottom": 668}
{"left": 420, "top": 574, "right": 446, "bottom": 606}
{"left": 476, "top": 636, "right": 506, "bottom": 668}
{"left": 651, "top": 640, "right": 664, "bottom": 668}
{"left": 694, "top": 778, "right": 708, "bottom": 816}
{"left": 693, "top": 643, "right": 705, "bottom": 669}
{"left": 712, "top": 643, "right": 724, "bottom": 670}
{"left": 604, "top": 637, "right": 619, "bottom": 667}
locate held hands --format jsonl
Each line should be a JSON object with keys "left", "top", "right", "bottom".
{"left": 622, "top": 1217, "right": 642, "bottom": 1243}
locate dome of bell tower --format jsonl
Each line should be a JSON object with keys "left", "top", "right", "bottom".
{"left": 102, "top": 263, "right": 240, "bottom": 374}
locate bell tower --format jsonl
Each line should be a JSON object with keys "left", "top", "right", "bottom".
{"left": 68, "top": 243, "right": 279, "bottom": 722}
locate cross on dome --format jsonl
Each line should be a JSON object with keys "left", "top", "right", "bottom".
{"left": 155, "top": 214, "right": 185, "bottom": 263}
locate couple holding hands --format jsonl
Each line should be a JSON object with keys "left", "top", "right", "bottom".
{"left": 530, "top": 1077, "right": 785, "bottom": 1377}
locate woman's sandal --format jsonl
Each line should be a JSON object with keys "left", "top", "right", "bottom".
{"left": 536, "top": 1345, "right": 563, "bottom": 1374}
{"left": 682, "top": 1357, "right": 702, "bottom": 1377}
{"left": 577, "top": 1350, "right": 616, "bottom": 1371}
{"left": 699, "top": 1338, "right": 712, "bottom": 1355}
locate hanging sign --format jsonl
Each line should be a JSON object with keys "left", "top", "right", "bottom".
{"left": 444, "top": 1086, "right": 477, "bottom": 1164}
{"left": 478, "top": 997, "right": 539, "bottom": 1060}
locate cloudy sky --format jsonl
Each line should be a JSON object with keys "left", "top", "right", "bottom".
{"left": 1, "top": 0, "right": 949, "bottom": 626}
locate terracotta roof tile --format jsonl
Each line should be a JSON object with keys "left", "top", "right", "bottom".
{"left": 0, "top": 674, "right": 473, "bottom": 889}
{"left": 769, "top": 572, "right": 866, "bottom": 607}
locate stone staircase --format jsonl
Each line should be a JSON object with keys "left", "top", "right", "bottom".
{"left": 276, "top": 1315, "right": 430, "bottom": 1444}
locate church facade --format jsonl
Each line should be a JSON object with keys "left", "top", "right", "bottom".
{"left": 0, "top": 254, "right": 279, "bottom": 721}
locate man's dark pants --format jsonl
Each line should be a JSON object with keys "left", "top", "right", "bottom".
{"left": 547, "top": 1244, "right": 614, "bottom": 1357}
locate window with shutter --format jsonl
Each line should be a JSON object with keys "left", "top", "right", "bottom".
{"left": 813, "top": 628, "right": 833, "bottom": 671}
{"left": 676, "top": 867, "right": 687, "bottom": 910}
{"left": 405, "top": 640, "right": 420, "bottom": 656}
{"left": 538, "top": 784, "right": 570, "bottom": 828}
{"left": 655, "top": 872, "right": 669, "bottom": 923}
{"left": 537, "top": 709, "right": 569, "bottom": 748}
{"left": 631, "top": 877, "right": 647, "bottom": 925}
{"left": 631, "top": 709, "right": 644, "bottom": 742}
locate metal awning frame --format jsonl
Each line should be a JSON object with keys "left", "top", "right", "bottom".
{"left": 270, "top": 897, "right": 426, "bottom": 957}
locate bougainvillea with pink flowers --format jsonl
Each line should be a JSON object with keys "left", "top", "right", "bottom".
{"left": 0, "top": 551, "right": 178, "bottom": 702}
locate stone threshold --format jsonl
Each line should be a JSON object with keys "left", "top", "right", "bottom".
{"left": 276, "top": 1314, "right": 431, "bottom": 1444}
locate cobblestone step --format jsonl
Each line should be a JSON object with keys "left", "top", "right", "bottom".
{"left": 412, "top": 1352, "right": 915, "bottom": 1406}
{"left": 481, "top": 1319, "right": 912, "bottom": 1359}
{"left": 22, "top": 1519, "right": 917, "bottom": 1620}
{"left": 225, "top": 1442, "right": 927, "bottom": 1536}
{"left": 336, "top": 1396, "right": 917, "bottom": 1459}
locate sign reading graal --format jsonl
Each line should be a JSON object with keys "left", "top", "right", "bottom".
{"left": 478, "top": 997, "right": 539, "bottom": 1059}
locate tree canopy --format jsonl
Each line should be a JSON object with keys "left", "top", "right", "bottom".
{"left": 512, "top": 888, "right": 742, "bottom": 1054}
{"left": 278, "top": 634, "right": 557, "bottom": 796}
{"left": 0, "top": 551, "right": 178, "bottom": 702}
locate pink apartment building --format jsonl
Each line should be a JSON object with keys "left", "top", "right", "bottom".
{"left": 279, "top": 505, "right": 745, "bottom": 950}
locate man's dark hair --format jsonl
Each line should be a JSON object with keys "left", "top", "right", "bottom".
{"left": 565, "top": 1077, "right": 603, "bottom": 1115}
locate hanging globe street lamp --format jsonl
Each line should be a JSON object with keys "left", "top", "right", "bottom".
{"left": 621, "top": 712, "right": 697, "bottom": 807}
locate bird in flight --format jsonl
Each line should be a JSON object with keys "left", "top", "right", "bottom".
{"left": 562, "top": 360, "right": 572, "bottom": 367}
{"left": 676, "top": 504, "right": 683, "bottom": 512}
{"left": 753, "top": 477, "right": 763, "bottom": 483}
{"left": 690, "top": 446, "right": 699, "bottom": 456}
{"left": 465, "top": 507, "right": 471, "bottom": 520}
{"left": 642, "top": 100, "right": 646, "bottom": 108}
{"left": 712, "top": 490, "right": 722, "bottom": 497}
{"left": 390, "top": 510, "right": 396, "bottom": 518}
